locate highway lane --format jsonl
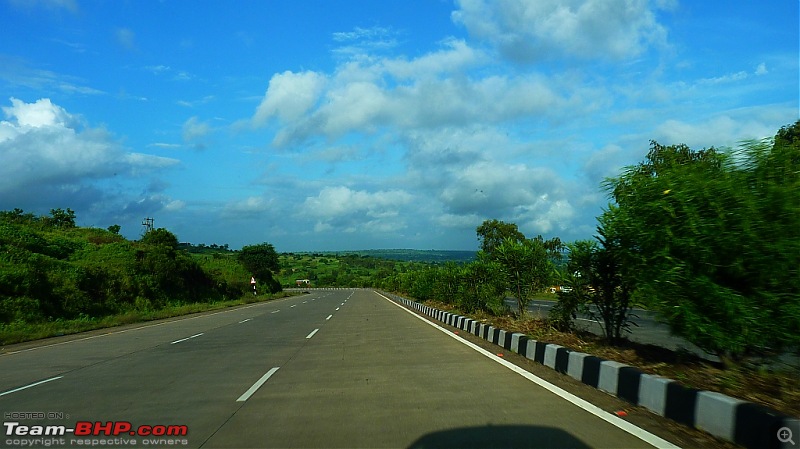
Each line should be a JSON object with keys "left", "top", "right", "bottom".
{"left": 205, "top": 289, "right": 671, "bottom": 448}
{"left": 0, "top": 289, "right": 678, "bottom": 448}
{"left": 0, "top": 291, "right": 347, "bottom": 447}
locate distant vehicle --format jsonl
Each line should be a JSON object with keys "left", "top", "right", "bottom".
{"left": 549, "top": 286, "right": 572, "bottom": 293}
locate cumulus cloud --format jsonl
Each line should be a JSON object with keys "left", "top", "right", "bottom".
{"left": 253, "top": 71, "right": 327, "bottom": 125}
{"left": 253, "top": 48, "right": 573, "bottom": 148}
{"left": 0, "top": 97, "right": 179, "bottom": 207}
{"left": 182, "top": 116, "right": 212, "bottom": 149}
{"left": 242, "top": 3, "right": 790, "bottom": 248}
{"left": 300, "top": 186, "right": 412, "bottom": 234}
{"left": 451, "top": 0, "right": 669, "bottom": 63}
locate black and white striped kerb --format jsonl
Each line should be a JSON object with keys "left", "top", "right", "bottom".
{"left": 382, "top": 291, "right": 798, "bottom": 449}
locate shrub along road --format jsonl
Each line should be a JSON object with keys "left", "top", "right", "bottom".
{"left": 0, "top": 289, "right": 683, "bottom": 448}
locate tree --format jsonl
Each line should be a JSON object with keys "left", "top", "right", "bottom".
{"left": 603, "top": 129, "right": 800, "bottom": 364}
{"left": 237, "top": 243, "right": 281, "bottom": 293}
{"left": 458, "top": 255, "right": 506, "bottom": 314}
{"left": 140, "top": 228, "right": 179, "bottom": 250}
{"left": 48, "top": 208, "right": 76, "bottom": 228}
{"left": 561, "top": 210, "right": 636, "bottom": 344}
{"left": 476, "top": 219, "right": 525, "bottom": 257}
{"left": 107, "top": 224, "right": 121, "bottom": 235}
{"left": 494, "top": 237, "right": 553, "bottom": 318}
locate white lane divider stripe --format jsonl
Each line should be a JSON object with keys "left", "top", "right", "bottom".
{"left": 326, "top": 315, "right": 333, "bottom": 321}
{"left": 271, "top": 310, "right": 280, "bottom": 313}
{"left": 306, "top": 328, "right": 319, "bottom": 339}
{"left": 236, "top": 367, "right": 280, "bottom": 402}
{"left": 0, "top": 376, "right": 63, "bottom": 397}
{"left": 171, "top": 333, "right": 204, "bottom": 345}
{"left": 239, "top": 318, "right": 252, "bottom": 323}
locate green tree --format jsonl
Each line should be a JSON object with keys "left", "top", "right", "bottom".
{"left": 237, "top": 243, "right": 281, "bottom": 293}
{"left": 48, "top": 208, "right": 76, "bottom": 228}
{"left": 560, "top": 211, "right": 636, "bottom": 343}
{"left": 107, "top": 224, "right": 121, "bottom": 235}
{"left": 476, "top": 219, "right": 525, "bottom": 257}
{"left": 458, "top": 255, "right": 506, "bottom": 314}
{"left": 140, "top": 228, "right": 179, "bottom": 250}
{"left": 603, "top": 127, "right": 800, "bottom": 364}
{"left": 494, "top": 237, "right": 553, "bottom": 318}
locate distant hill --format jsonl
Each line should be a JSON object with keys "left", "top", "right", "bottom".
{"left": 295, "top": 249, "right": 477, "bottom": 263}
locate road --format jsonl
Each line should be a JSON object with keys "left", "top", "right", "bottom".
{"left": 0, "top": 289, "right": 679, "bottom": 448}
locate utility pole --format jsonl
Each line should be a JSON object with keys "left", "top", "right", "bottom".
{"left": 142, "top": 217, "right": 154, "bottom": 235}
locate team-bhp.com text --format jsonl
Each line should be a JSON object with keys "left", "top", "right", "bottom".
{"left": 4, "top": 421, "right": 189, "bottom": 447}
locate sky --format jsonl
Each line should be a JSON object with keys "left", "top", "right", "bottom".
{"left": 0, "top": 0, "right": 797, "bottom": 252}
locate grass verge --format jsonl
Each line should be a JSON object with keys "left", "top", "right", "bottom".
{"left": 0, "top": 291, "right": 298, "bottom": 346}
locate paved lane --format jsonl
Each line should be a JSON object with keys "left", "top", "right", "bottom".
{"left": 205, "top": 289, "right": 673, "bottom": 448}
{"left": 0, "top": 291, "right": 347, "bottom": 447}
{"left": 0, "top": 289, "right": 677, "bottom": 448}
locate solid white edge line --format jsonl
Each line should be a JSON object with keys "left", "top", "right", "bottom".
{"left": 0, "top": 376, "right": 63, "bottom": 397}
{"left": 236, "top": 367, "right": 280, "bottom": 402}
{"left": 306, "top": 328, "right": 320, "bottom": 339}
{"left": 374, "top": 291, "right": 680, "bottom": 449}
{"left": 170, "top": 333, "right": 204, "bottom": 345}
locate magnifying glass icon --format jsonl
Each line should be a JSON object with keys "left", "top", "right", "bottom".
{"left": 778, "top": 427, "right": 795, "bottom": 445}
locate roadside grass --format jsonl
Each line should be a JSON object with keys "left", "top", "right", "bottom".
{"left": 0, "top": 291, "right": 297, "bottom": 346}
{"left": 422, "top": 299, "right": 800, "bottom": 419}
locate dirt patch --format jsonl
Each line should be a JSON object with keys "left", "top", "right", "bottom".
{"left": 424, "top": 300, "right": 800, "bottom": 419}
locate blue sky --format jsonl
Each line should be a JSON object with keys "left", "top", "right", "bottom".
{"left": 0, "top": 0, "right": 797, "bottom": 252}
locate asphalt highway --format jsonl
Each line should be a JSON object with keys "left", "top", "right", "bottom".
{"left": 0, "top": 289, "right": 680, "bottom": 448}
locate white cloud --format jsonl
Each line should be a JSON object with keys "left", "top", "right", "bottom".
{"left": 451, "top": 0, "right": 669, "bottom": 63}
{"left": 255, "top": 59, "right": 572, "bottom": 148}
{"left": 222, "top": 196, "right": 273, "bottom": 219}
{"left": 303, "top": 186, "right": 411, "bottom": 218}
{"left": 1, "top": 97, "right": 71, "bottom": 128}
{"left": 253, "top": 71, "right": 327, "bottom": 125}
{"left": 182, "top": 116, "right": 211, "bottom": 146}
{"left": 300, "top": 186, "right": 412, "bottom": 235}
{"left": 653, "top": 109, "right": 791, "bottom": 149}
{"left": 0, "top": 97, "right": 178, "bottom": 205}
{"left": 381, "top": 39, "right": 486, "bottom": 79}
